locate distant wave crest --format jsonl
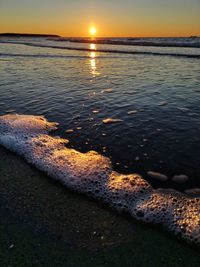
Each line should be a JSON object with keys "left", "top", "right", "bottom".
{"left": 53, "top": 37, "right": 200, "bottom": 48}
{"left": 0, "top": 53, "right": 94, "bottom": 59}
{"left": 1, "top": 40, "right": 200, "bottom": 59}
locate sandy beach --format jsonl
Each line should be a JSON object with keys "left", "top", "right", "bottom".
{"left": 0, "top": 146, "right": 199, "bottom": 267}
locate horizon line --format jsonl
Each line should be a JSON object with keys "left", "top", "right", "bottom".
{"left": 0, "top": 32, "right": 199, "bottom": 38}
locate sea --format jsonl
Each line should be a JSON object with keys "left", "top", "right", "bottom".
{"left": 0, "top": 36, "right": 200, "bottom": 191}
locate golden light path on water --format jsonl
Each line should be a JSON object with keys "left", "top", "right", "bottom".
{"left": 89, "top": 43, "right": 99, "bottom": 77}
{"left": 90, "top": 43, "right": 96, "bottom": 50}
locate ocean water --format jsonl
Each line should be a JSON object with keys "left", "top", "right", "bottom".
{"left": 0, "top": 36, "right": 200, "bottom": 192}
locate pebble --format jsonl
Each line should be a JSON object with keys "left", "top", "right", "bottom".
{"left": 65, "top": 129, "right": 74, "bottom": 133}
{"left": 172, "top": 175, "right": 189, "bottom": 183}
{"left": 147, "top": 171, "right": 168, "bottom": 181}
{"left": 177, "top": 107, "right": 190, "bottom": 112}
{"left": 184, "top": 188, "right": 200, "bottom": 196}
{"left": 101, "top": 89, "right": 113, "bottom": 93}
{"left": 127, "top": 110, "right": 138, "bottom": 115}
{"left": 102, "top": 118, "right": 123, "bottom": 124}
{"left": 158, "top": 101, "right": 167, "bottom": 106}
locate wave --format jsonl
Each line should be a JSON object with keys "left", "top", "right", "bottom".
{"left": 0, "top": 53, "right": 100, "bottom": 59}
{"left": 53, "top": 37, "right": 200, "bottom": 48}
{"left": 0, "top": 114, "right": 199, "bottom": 245}
{"left": 1, "top": 40, "right": 200, "bottom": 59}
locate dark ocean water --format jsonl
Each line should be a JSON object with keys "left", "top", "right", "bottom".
{"left": 0, "top": 37, "right": 200, "bottom": 191}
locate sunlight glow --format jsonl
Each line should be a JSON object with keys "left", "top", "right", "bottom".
{"left": 89, "top": 27, "right": 97, "bottom": 36}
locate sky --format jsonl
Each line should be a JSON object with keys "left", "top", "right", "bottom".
{"left": 0, "top": 0, "right": 200, "bottom": 37}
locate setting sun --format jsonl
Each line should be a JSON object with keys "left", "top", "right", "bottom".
{"left": 89, "top": 27, "right": 97, "bottom": 36}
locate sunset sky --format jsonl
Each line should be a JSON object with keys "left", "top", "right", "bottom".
{"left": 0, "top": 0, "right": 200, "bottom": 37}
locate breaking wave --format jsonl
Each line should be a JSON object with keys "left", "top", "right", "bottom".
{"left": 0, "top": 53, "right": 102, "bottom": 59}
{"left": 53, "top": 37, "right": 200, "bottom": 48}
{"left": 0, "top": 114, "right": 199, "bottom": 245}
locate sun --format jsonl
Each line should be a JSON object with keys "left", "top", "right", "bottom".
{"left": 89, "top": 27, "right": 97, "bottom": 36}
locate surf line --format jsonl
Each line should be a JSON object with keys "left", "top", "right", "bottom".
{"left": 0, "top": 114, "right": 199, "bottom": 245}
{"left": 0, "top": 41, "right": 200, "bottom": 59}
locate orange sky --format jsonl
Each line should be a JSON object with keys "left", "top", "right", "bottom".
{"left": 0, "top": 0, "right": 200, "bottom": 37}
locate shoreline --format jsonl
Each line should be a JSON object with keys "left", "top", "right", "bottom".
{"left": 0, "top": 146, "right": 199, "bottom": 266}
{"left": 0, "top": 33, "right": 60, "bottom": 38}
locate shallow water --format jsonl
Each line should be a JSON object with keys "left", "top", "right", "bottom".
{"left": 0, "top": 37, "right": 200, "bottom": 191}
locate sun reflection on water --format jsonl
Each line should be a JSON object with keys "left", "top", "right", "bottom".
{"left": 90, "top": 54, "right": 96, "bottom": 76}
{"left": 89, "top": 47, "right": 99, "bottom": 77}
{"left": 88, "top": 43, "right": 101, "bottom": 77}
{"left": 90, "top": 43, "right": 96, "bottom": 50}
{"left": 90, "top": 51, "right": 96, "bottom": 58}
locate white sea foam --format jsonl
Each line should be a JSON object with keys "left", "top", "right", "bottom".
{"left": 0, "top": 114, "right": 199, "bottom": 245}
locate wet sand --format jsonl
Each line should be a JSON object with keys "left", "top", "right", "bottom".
{"left": 0, "top": 146, "right": 199, "bottom": 267}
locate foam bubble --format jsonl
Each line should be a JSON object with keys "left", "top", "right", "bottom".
{"left": 0, "top": 114, "right": 199, "bottom": 245}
